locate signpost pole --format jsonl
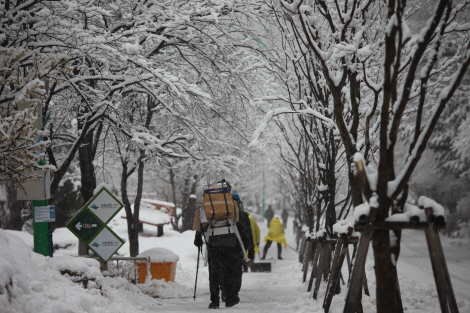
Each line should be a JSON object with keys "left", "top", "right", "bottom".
{"left": 33, "top": 199, "right": 51, "bottom": 256}
{"left": 17, "top": 100, "right": 53, "bottom": 257}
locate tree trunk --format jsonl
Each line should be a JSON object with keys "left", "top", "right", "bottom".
{"left": 182, "top": 174, "right": 198, "bottom": 231}
{"left": 120, "top": 159, "right": 139, "bottom": 257}
{"left": 169, "top": 168, "right": 180, "bottom": 231}
{"left": 5, "top": 181, "right": 23, "bottom": 230}
{"left": 373, "top": 229, "right": 398, "bottom": 313}
{"left": 128, "top": 150, "right": 146, "bottom": 257}
{"left": 77, "top": 117, "right": 96, "bottom": 256}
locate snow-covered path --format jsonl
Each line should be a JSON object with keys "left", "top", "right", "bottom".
{"left": 398, "top": 230, "right": 470, "bottom": 309}
{"left": 153, "top": 220, "right": 306, "bottom": 312}
{"left": 149, "top": 224, "right": 470, "bottom": 313}
{"left": 3, "top": 216, "right": 470, "bottom": 313}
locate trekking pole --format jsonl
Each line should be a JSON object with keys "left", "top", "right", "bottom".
{"left": 287, "top": 244, "right": 299, "bottom": 252}
{"left": 194, "top": 246, "right": 201, "bottom": 301}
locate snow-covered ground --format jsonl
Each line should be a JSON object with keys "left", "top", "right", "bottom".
{"left": 1, "top": 213, "right": 470, "bottom": 313}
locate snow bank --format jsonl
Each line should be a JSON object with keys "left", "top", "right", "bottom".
{"left": 0, "top": 229, "right": 169, "bottom": 313}
{"left": 47, "top": 256, "right": 102, "bottom": 280}
{"left": 0, "top": 229, "right": 33, "bottom": 300}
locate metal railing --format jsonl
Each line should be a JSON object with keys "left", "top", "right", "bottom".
{"left": 80, "top": 255, "right": 151, "bottom": 284}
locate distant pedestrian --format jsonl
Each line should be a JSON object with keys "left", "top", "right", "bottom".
{"left": 265, "top": 205, "right": 274, "bottom": 228}
{"left": 261, "top": 216, "right": 287, "bottom": 260}
{"left": 281, "top": 209, "right": 289, "bottom": 229}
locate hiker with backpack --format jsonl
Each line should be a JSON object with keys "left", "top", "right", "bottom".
{"left": 261, "top": 215, "right": 287, "bottom": 260}
{"left": 193, "top": 180, "right": 253, "bottom": 309}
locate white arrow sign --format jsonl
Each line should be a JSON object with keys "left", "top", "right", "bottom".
{"left": 76, "top": 222, "right": 82, "bottom": 230}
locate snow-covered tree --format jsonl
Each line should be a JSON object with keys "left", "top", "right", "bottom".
{"left": 249, "top": 0, "right": 470, "bottom": 311}
{"left": 428, "top": 77, "right": 470, "bottom": 178}
{"left": 358, "top": 1, "right": 470, "bottom": 311}
{"left": 0, "top": 106, "right": 52, "bottom": 189}
{"left": 0, "top": 0, "right": 59, "bottom": 189}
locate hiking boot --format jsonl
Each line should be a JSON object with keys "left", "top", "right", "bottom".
{"left": 278, "top": 255, "right": 283, "bottom": 260}
{"left": 209, "top": 302, "right": 219, "bottom": 309}
{"left": 261, "top": 253, "right": 266, "bottom": 260}
{"left": 225, "top": 298, "right": 240, "bottom": 308}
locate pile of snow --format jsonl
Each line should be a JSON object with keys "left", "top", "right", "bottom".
{"left": 0, "top": 227, "right": 195, "bottom": 313}
{"left": 138, "top": 279, "right": 192, "bottom": 299}
{"left": 137, "top": 248, "right": 179, "bottom": 263}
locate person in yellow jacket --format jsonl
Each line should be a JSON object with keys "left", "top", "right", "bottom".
{"left": 261, "top": 216, "right": 287, "bottom": 260}
{"left": 242, "top": 213, "right": 261, "bottom": 272}
{"left": 249, "top": 214, "right": 261, "bottom": 256}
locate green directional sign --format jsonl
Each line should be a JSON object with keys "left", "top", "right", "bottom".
{"left": 66, "top": 208, "right": 104, "bottom": 243}
{"left": 66, "top": 187, "right": 124, "bottom": 261}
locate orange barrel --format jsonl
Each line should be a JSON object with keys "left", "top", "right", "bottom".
{"left": 136, "top": 248, "right": 179, "bottom": 283}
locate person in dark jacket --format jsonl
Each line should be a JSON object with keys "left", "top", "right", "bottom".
{"left": 281, "top": 208, "right": 289, "bottom": 229}
{"left": 194, "top": 183, "right": 253, "bottom": 309}
{"left": 265, "top": 205, "right": 274, "bottom": 228}
{"left": 232, "top": 194, "right": 254, "bottom": 273}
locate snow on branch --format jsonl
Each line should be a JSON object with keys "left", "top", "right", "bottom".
{"left": 249, "top": 106, "right": 336, "bottom": 148}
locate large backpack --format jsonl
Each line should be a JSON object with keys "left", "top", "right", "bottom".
{"left": 202, "top": 181, "right": 238, "bottom": 221}
{"left": 199, "top": 181, "right": 244, "bottom": 252}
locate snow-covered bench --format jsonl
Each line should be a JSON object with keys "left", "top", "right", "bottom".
{"left": 121, "top": 199, "right": 175, "bottom": 236}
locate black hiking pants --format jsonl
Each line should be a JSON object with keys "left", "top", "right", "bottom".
{"left": 263, "top": 239, "right": 282, "bottom": 256}
{"left": 208, "top": 246, "right": 243, "bottom": 305}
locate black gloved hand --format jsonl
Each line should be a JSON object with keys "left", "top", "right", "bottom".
{"left": 194, "top": 233, "right": 203, "bottom": 248}
{"left": 248, "top": 247, "right": 255, "bottom": 260}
